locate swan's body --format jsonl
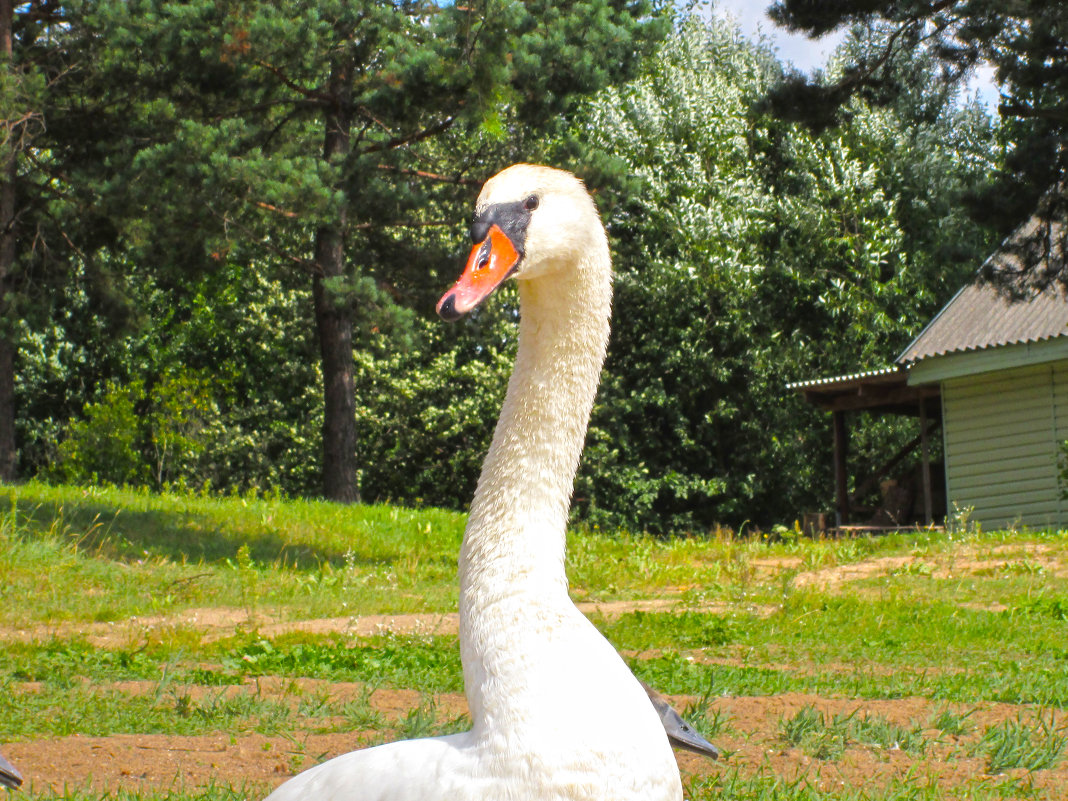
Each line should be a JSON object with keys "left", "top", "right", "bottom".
{"left": 265, "top": 165, "right": 685, "bottom": 801}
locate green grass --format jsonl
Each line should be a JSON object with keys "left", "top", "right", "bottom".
{"left": 781, "top": 705, "right": 850, "bottom": 760}
{"left": 929, "top": 706, "right": 976, "bottom": 737}
{"left": 3, "top": 481, "right": 1068, "bottom": 799}
{"left": 0, "top": 482, "right": 466, "bottom": 624}
{"left": 975, "top": 713, "right": 1068, "bottom": 773}
{"left": 685, "top": 769, "right": 1053, "bottom": 800}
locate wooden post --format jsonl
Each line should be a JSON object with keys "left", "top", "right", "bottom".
{"left": 833, "top": 410, "right": 849, "bottom": 526}
{"left": 919, "top": 400, "right": 933, "bottom": 525}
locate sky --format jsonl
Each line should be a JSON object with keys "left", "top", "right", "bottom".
{"left": 708, "top": 0, "right": 1001, "bottom": 113}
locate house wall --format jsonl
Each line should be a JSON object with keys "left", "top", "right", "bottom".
{"left": 942, "top": 361, "right": 1068, "bottom": 530}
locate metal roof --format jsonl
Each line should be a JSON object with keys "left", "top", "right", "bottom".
{"left": 786, "top": 366, "right": 903, "bottom": 392}
{"left": 898, "top": 189, "right": 1068, "bottom": 364}
{"left": 788, "top": 365, "right": 938, "bottom": 415}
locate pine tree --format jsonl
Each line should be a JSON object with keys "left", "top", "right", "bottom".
{"left": 765, "top": 0, "right": 1068, "bottom": 288}
{"left": 85, "top": 0, "right": 667, "bottom": 502}
{"left": 0, "top": 0, "right": 119, "bottom": 480}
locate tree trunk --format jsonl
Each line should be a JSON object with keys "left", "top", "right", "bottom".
{"left": 313, "top": 58, "right": 359, "bottom": 503}
{"left": 0, "top": 0, "right": 18, "bottom": 482}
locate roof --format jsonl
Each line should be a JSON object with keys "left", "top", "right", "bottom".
{"left": 898, "top": 188, "right": 1068, "bottom": 364}
{"left": 786, "top": 366, "right": 903, "bottom": 392}
{"left": 789, "top": 365, "right": 939, "bottom": 415}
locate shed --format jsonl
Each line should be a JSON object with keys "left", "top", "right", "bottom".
{"left": 897, "top": 196, "right": 1068, "bottom": 530}
{"left": 794, "top": 189, "right": 1068, "bottom": 531}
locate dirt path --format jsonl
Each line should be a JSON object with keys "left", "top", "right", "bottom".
{"left": 5, "top": 690, "right": 1064, "bottom": 797}
{"left": 6, "top": 542, "right": 1059, "bottom": 647}
{"left": 5, "top": 546, "right": 1067, "bottom": 797}
{"left": 0, "top": 598, "right": 772, "bottom": 648}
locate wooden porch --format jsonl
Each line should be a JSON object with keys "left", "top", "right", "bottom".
{"left": 790, "top": 367, "right": 943, "bottom": 529}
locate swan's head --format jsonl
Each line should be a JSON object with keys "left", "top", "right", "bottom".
{"left": 437, "top": 163, "right": 603, "bottom": 321}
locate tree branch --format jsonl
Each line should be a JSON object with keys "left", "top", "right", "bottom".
{"left": 374, "top": 164, "right": 480, "bottom": 186}
{"left": 351, "top": 219, "right": 452, "bottom": 230}
{"left": 253, "top": 59, "right": 329, "bottom": 104}
{"left": 358, "top": 116, "right": 456, "bottom": 155}
{"left": 209, "top": 203, "right": 318, "bottom": 275}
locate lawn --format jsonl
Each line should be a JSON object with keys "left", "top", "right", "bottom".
{"left": 1, "top": 481, "right": 1066, "bottom": 800}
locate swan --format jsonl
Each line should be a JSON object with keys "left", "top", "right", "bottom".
{"left": 265, "top": 164, "right": 712, "bottom": 801}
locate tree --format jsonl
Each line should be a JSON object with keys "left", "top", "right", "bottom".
{"left": 75, "top": 0, "right": 667, "bottom": 503}
{"left": 765, "top": 0, "right": 1068, "bottom": 290}
{"left": 0, "top": 0, "right": 134, "bottom": 481}
{"left": 0, "top": 0, "right": 47, "bottom": 480}
{"left": 562, "top": 14, "right": 997, "bottom": 531}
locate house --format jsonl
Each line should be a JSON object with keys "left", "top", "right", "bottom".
{"left": 792, "top": 190, "right": 1068, "bottom": 531}
{"left": 898, "top": 196, "right": 1068, "bottom": 530}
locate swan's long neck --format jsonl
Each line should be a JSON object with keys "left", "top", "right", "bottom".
{"left": 458, "top": 241, "right": 611, "bottom": 723}
{"left": 459, "top": 254, "right": 610, "bottom": 601}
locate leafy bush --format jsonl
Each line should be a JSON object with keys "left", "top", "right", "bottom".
{"left": 55, "top": 381, "right": 146, "bottom": 486}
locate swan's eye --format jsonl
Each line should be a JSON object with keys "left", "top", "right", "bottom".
{"left": 523, "top": 195, "right": 539, "bottom": 211}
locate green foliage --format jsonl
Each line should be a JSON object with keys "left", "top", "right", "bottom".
{"left": 11, "top": 6, "right": 1000, "bottom": 532}
{"left": 23, "top": 257, "right": 323, "bottom": 496}
{"left": 975, "top": 713, "right": 1068, "bottom": 774}
{"left": 55, "top": 381, "right": 146, "bottom": 486}
{"left": 561, "top": 15, "right": 998, "bottom": 531}
{"left": 52, "top": 370, "right": 220, "bottom": 490}
{"left": 351, "top": 312, "right": 514, "bottom": 510}
{"left": 767, "top": 0, "right": 1068, "bottom": 267}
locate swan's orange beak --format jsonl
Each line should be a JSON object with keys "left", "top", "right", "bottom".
{"left": 437, "top": 224, "right": 521, "bottom": 321}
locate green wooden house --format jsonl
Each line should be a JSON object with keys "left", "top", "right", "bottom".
{"left": 793, "top": 193, "right": 1068, "bottom": 531}
{"left": 898, "top": 203, "right": 1068, "bottom": 530}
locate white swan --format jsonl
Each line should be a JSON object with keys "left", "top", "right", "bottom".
{"left": 265, "top": 164, "right": 694, "bottom": 801}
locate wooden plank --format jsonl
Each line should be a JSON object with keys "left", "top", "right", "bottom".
{"left": 951, "top": 453, "right": 1057, "bottom": 477}
{"left": 920, "top": 400, "right": 933, "bottom": 525}
{"left": 833, "top": 410, "right": 849, "bottom": 525}
{"left": 944, "top": 364, "right": 1050, "bottom": 400}
{"left": 946, "top": 426, "right": 1054, "bottom": 452}
{"left": 952, "top": 469, "right": 1056, "bottom": 494}
{"left": 943, "top": 361, "right": 1066, "bottom": 530}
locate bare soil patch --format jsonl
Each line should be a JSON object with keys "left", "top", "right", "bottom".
{"left": 790, "top": 543, "right": 1066, "bottom": 591}
{"left": 6, "top": 689, "right": 1065, "bottom": 797}
{"left": 0, "top": 598, "right": 772, "bottom": 648}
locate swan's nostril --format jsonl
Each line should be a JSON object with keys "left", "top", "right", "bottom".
{"left": 437, "top": 294, "right": 462, "bottom": 322}
{"left": 474, "top": 239, "right": 492, "bottom": 272}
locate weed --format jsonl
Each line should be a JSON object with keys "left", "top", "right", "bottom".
{"left": 681, "top": 703, "right": 735, "bottom": 741}
{"left": 780, "top": 705, "right": 849, "bottom": 761}
{"left": 395, "top": 696, "right": 469, "bottom": 740}
{"left": 928, "top": 706, "right": 975, "bottom": 737}
{"left": 780, "top": 707, "right": 928, "bottom": 760}
{"left": 850, "top": 713, "right": 928, "bottom": 755}
{"left": 975, "top": 712, "right": 1068, "bottom": 773}
{"left": 340, "top": 686, "right": 383, "bottom": 730}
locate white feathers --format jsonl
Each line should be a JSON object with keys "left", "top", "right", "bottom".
{"left": 264, "top": 165, "right": 681, "bottom": 801}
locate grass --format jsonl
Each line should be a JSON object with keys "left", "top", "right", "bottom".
{"left": 2, "top": 480, "right": 1067, "bottom": 799}
{"left": 976, "top": 714, "right": 1068, "bottom": 774}
{"left": 781, "top": 705, "right": 851, "bottom": 760}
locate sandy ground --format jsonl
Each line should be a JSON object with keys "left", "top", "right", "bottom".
{"left": 5, "top": 688, "right": 1064, "bottom": 797}
{"left": 4, "top": 546, "right": 1065, "bottom": 797}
